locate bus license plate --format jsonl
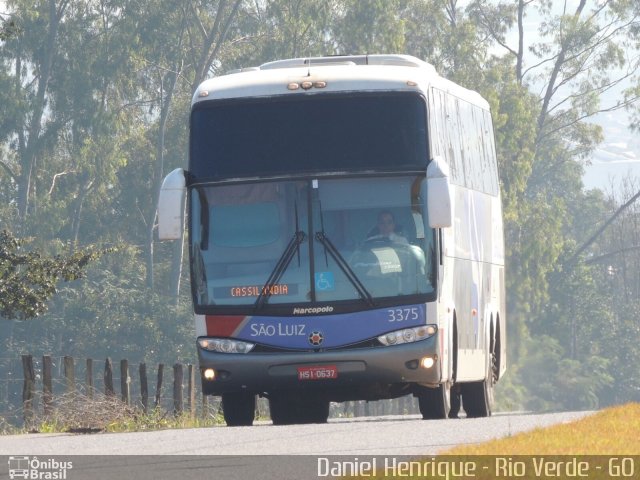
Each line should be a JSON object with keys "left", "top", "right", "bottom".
{"left": 297, "top": 365, "right": 338, "bottom": 381}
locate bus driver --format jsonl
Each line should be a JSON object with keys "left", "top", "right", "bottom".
{"left": 367, "top": 211, "right": 408, "bottom": 244}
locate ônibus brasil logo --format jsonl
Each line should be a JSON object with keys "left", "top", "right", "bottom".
{"left": 292, "top": 305, "right": 334, "bottom": 315}
{"left": 8, "top": 456, "right": 73, "bottom": 479}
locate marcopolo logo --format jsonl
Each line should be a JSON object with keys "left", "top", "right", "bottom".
{"left": 292, "top": 305, "right": 334, "bottom": 315}
{"left": 8, "top": 456, "right": 73, "bottom": 480}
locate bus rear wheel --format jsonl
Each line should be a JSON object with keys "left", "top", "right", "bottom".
{"left": 417, "top": 382, "right": 451, "bottom": 420}
{"left": 222, "top": 392, "right": 256, "bottom": 426}
{"left": 461, "top": 349, "right": 497, "bottom": 418}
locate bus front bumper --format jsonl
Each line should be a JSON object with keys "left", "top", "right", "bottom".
{"left": 197, "top": 335, "right": 442, "bottom": 397}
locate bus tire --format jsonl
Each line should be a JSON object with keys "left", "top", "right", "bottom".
{"left": 269, "top": 393, "right": 329, "bottom": 425}
{"left": 449, "top": 316, "right": 460, "bottom": 419}
{"left": 417, "top": 382, "right": 451, "bottom": 420}
{"left": 268, "top": 395, "right": 292, "bottom": 425}
{"left": 461, "top": 337, "right": 496, "bottom": 418}
{"left": 302, "top": 398, "right": 330, "bottom": 424}
{"left": 449, "top": 385, "right": 461, "bottom": 418}
{"left": 222, "top": 392, "right": 256, "bottom": 426}
{"left": 461, "top": 377, "right": 493, "bottom": 418}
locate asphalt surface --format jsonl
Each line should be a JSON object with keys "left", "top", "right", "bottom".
{"left": 0, "top": 411, "right": 595, "bottom": 479}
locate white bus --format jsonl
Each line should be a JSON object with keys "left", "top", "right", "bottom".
{"left": 158, "top": 54, "right": 506, "bottom": 426}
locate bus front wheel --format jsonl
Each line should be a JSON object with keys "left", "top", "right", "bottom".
{"left": 222, "top": 392, "right": 256, "bottom": 426}
{"left": 417, "top": 382, "right": 451, "bottom": 420}
{"left": 269, "top": 393, "right": 329, "bottom": 425}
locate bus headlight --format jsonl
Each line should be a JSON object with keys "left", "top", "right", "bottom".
{"left": 378, "top": 325, "right": 437, "bottom": 346}
{"left": 421, "top": 356, "right": 436, "bottom": 369}
{"left": 198, "top": 338, "right": 255, "bottom": 354}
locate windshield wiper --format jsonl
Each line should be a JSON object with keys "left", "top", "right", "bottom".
{"left": 314, "top": 231, "right": 375, "bottom": 307}
{"left": 254, "top": 231, "right": 306, "bottom": 311}
{"left": 314, "top": 194, "right": 374, "bottom": 307}
{"left": 255, "top": 201, "right": 305, "bottom": 311}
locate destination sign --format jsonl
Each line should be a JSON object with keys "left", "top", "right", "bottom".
{"left": 213, "top": 284, "right": 298, "bottom": 298}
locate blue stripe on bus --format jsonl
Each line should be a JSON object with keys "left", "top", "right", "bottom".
{"left": 235, "top": 304, "right": 426, "bottom": 349}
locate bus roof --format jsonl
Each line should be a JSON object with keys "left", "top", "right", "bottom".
{"left": 193, "top": 54, "right": 489, "bottom": 110}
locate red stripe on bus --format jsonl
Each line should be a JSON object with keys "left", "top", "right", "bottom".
{"left": 205, "top": 315, "right": 246, "bottom": 337}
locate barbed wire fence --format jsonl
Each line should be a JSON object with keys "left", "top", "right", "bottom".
{"left": 1, "top": 354, "right": 225, "bottom": 431}
{"left": 1, "top": 354, "right": 419, "bottom": 430}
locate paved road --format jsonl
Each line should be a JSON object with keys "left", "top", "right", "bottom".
{"left": 1, "top": 411, "right": 592, "bottom": 455}
{"left": 0, "top": 411, "right": 594, "bottom": 479}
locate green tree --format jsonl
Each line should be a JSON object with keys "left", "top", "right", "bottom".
{"left": 333, "top": 0, "right": 405, "bottom": 54}
{"left": 231, "top": 0, "right": 337, "bottom": 65}
{"left": 122, "top": 0, "right": 245, "bottom": 299}
{"left": 0, "top": 0, "right": 141, "bottom": 244}
{"left": 0, "top": 230, "right": 102, "bottom": 320}
{"left": 0, "top": 13, "right": 20, "bottom": 41}
{"left": 0, "top": 0, "right": 70, "bottom": 225}
{"left": 586, "top": 181, "right": 640, "bottom": 404}
{"left": 10, "top": 244, "right": 194, "bottom": 364}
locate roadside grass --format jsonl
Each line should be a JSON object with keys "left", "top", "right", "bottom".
{"left": 1, "top": 391, "right": 226, "bottom": 434}
{"left": 37, "top": 406, "right": 226, "bottom": 434}
{"left": 338, "top": 404, "right": 640, "bottom": 480}
{"left": 442, "top": 402, "right": 640, "bottom": 455}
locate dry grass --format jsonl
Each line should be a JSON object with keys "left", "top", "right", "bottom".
{"left": 442, "top": 402, "right": 640, "bottom": 455}
{"left": 342, "top": 404, "right": 640, "bottom": 480}
{"left": 35, "top": 392, "right": 138, "bottom": 433}
{"left": 11, "top": 391, "right": 225, "bottom": 434}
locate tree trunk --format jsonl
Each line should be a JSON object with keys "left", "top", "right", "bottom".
{"left": 516, "top": 0, "right": 524, "bottom": 84}
{"left": 17, "top": 0, "right": 65, "bottom": 224}
{"left": 535, "top": 0, "right": 588, "bottom": 144}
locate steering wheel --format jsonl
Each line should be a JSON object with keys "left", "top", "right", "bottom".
{"left": 364, "top": 235, "right": 392, "bottom": 246}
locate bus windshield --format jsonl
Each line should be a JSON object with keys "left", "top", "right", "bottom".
{"left": 190, "top": 176, "right": 436, "bottom": 311}
{"left": 190, "top": 92, "right": 428, "bottom": 180}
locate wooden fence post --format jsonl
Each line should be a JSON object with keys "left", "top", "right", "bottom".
{"left": 187, "top": 364, "right": 196, "bottom": 418}
{"left": 64, "top": 356, "right": 75, "bottom": 397}
{"left": 120, "top": 359, "right": 130, "bottom": 405}
{"left": 42, "top": 355, "right": 53, "bottom": 416}
{"left": 86, "top": 358, "right": 94, "bottom": 399}
{"left": 104, "top": 357, "right": 114, "bottom": 397}
{"left": 21, "top": 355, "right": 35, "bottom": 425}
{"left": 139, "top": 362, "right": 148, "bottom": 413}
{"left": 202, "top": 393, "right": 209, "bottom": 419}
{"left": 155, "top": 363, "right": 164, "bottom": 409}
{"left": 173, "top": 363, "right": 183, "bottom": 416}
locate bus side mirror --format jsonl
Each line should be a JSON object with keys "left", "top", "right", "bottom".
{"left": 158, "top": 168, "right": 186, "bottom": 241}
{"left": 426, "top": 157, "right": 453, "bottom": 228}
